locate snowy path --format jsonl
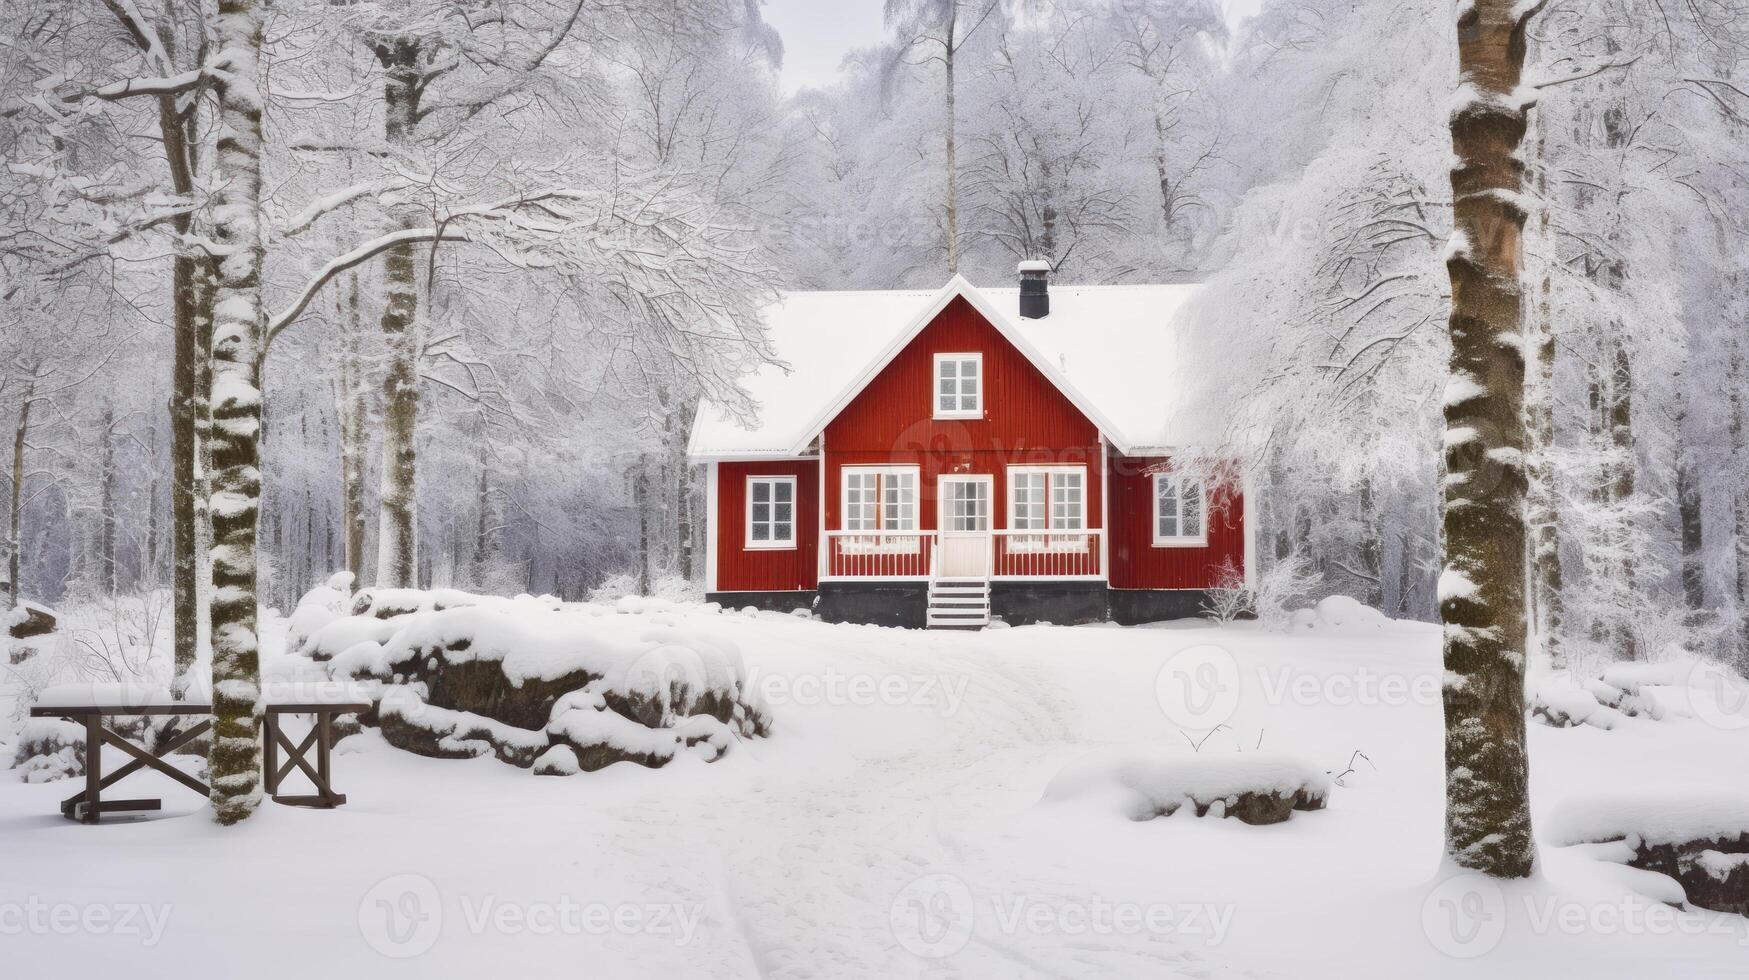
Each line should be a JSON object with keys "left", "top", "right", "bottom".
{"left": 4, "top": 608, "right": 1749, "bottom": 978}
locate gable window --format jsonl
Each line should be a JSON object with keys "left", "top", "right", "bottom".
{"left": 1153, "top": 471, "right": 1207, "bottom": 546}
{"left": 934, "top": 353, "right": 983, "bottom": 419}
{"left": 1008, "top": 466, "right": 1086, "bottom": 551}
{"left": 746, "top": 476, "right": 796, "bottom": 549}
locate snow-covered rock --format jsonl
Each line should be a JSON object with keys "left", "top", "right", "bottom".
{"left": 1548, "top": 793, "right": 1749, "bottom": 916}
{"left": 1041, "top": 748, "right": 1330, "bottom": 825}
{"left": 285, "top": 571, "right": 355, "bottom": 654}
{"left": 1530, "top": 655, "right": 1749, "bottom": 728}
{"left": 1527, "top": 673, "right": 1623, "bottom": 730}
{"left": 325, "top": 590, "right": 770, "bottom": 773}
{"left": 5, "top": 600, "right": 58, "bottom": 640}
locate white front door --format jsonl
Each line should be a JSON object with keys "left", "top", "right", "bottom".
{"left": 937, "top": 475, "right": 992, "bottom": 578}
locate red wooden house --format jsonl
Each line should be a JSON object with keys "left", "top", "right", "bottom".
{"left": 687, "top": 264, "right": 1252, "bottom": 628}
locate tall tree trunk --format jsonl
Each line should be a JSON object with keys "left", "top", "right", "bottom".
{"left": 206, "top": 0, "right": 268, "bottom": 826}
{"left": 1732, "top": 337, "right": 1749, "bottom": 665}
{"left": 337, "top": 271, "right": 368, "bottom": 586}
{"left": 1525, "top": 122, "right": 1562, "bottom": 666}
{"left": 1440, "top": 0, "right": 1538, "bottom": 879}
{"left": 373, "top": 41, "right": 423, "bottom": 588}
{"left": 635, "top": 455, "right": 653, "bottom": 596}
{"left": 157, "top": 39, "right": 208, "bottom": 695}
{"left": 1675, "top": 391, "right": 1704, "bottom": 613}
{"left": 99, "top": 401, "right": 117, "bottom": 595}
{"left": 943, "top": 10, "right": 959, "bottom": 276}
{"left": 5, "top": 383, "right": 30, "bottom": 611}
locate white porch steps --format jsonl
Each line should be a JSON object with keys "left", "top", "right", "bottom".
{"left": 926, "top": 577, "right": 991, "bottom": 628}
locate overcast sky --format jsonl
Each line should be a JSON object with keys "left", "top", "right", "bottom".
{"left": 760, "top": 0, "right": 1267, "bottom": 94}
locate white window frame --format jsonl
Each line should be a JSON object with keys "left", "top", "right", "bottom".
{"left": 744, "top": 476, "right": 797, "bottom": 550}
{"left": 1006, "top": 465, "right": 1087, "bottom": 552}
{"left": 933, "top": 352, "right": 984, "bottom": 419}
{"left": 839, "top": 465, "right": 921, "bottom": 553}
{"left": 1152, "top": 470, "right": 1208, "bottom": 547}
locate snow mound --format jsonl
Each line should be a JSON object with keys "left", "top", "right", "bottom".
{"left": 324, "top": 590, "right": 770, "bottom": 774}
{"left": 1547, "top": 794, "right": 1749, "bottom": 849}
{"left": 285, "top": 571, "right": 355, "bottom": 653}
{"left": 1287, "top": 596, "right": 1389, "bottom": 635}
{"left": 1042, "top": 749, "right": 1330, "bottom": 825}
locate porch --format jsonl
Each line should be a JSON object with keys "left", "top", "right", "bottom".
{"left": 819, "top": 529, "right": 1106, "bottom": 582}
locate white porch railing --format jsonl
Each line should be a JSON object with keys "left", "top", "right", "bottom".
{"left": 991, "top": 529, "right": 1103, "bottom": 579}
{"left": 822, "top": 531, "right": 936, "bottom": 580}
{"left": 819, "top": 529, "right": 1104, "bottom": 581}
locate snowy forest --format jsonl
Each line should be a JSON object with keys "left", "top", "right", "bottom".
{"left": 6, "top": 0, "right": 1747, "bottom": 677}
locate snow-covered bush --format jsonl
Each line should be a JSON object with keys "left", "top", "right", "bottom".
{"left": 1041, "top": 748, "right": 1330, "bottom": 825}
{"left": 1201, "top": 560, "right": 1254, "bottom": 625}
{"left": 588, "top": 574, "right": 704, "bottom": 605}
{"left": 1253, "top": 550, "right": 1321, "bottom": 632}
{"left": 1549, "top": 794, "right": 1749, "bottom": 916}
{"left": 10, "top": 718, "right": 86, "bottom": 782}
{"left": 325, "top": 590, "right": 769, "bottom": 774}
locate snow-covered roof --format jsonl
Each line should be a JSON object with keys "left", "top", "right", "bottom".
{"left": 687, "top": 274, "right": 1212, "bottom": 459}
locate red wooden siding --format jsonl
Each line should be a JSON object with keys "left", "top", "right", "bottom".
{"left": 715, "top": 460, "right": 819, "bottom": 592}
{"left": 823, "top": 296, "right": 1103, "bottom": 533}
{"left": 1106, "top": 450, "right": 1244, "bottom": 589}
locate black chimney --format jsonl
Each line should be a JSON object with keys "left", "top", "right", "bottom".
{"left": 1018, "top": 260, "right": 1050, "bottom": 319}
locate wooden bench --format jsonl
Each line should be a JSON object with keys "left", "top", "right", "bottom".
{"left": 28, "top": 699, "right": 369, "bottom": 823}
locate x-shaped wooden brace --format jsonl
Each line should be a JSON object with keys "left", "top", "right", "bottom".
{"left": 263, "top": 710, "right": 346, "bottom": 808}
{"left": 59, "top": 718, "right": 213, "bottom": 823}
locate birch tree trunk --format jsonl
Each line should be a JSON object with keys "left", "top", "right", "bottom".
{"left": 1525, "top": 121, "right": 1563, "bottom": 666}
{"left": 206, "top": 0, "right": 269, "bottom": 826}
{"left": 943, "top": 6, "right": 959, "bottom": 276}
{"left": 373, "top": 41, "right": 423, "bottom": 588}
{"left": 337, "top": 271, "right": 368, "bottom": 586}
{"left": 6, "top": 384, "right": 29, "bottom": 611}
{"left": 99, "top": 402, "right": 117, "bottom": 595}
{"left": 1439, "top": 0, "right": 1538, "bottom": 878}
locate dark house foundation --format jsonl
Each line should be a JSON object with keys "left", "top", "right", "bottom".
{"left": 733, "top": 583, "right": 1215, "bottom": 629}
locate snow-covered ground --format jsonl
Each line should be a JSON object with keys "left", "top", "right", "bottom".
{"left": 4, "top": 604, "right": 1748, "bottom": 978}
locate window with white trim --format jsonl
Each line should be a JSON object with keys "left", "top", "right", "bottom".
{"left": 1008, "top": 466, "right": 1086, "bottom": 530}
{"left": 1153, "top": 471, "right": 1207, "bottom": 546}
{"left": 745, "top": 476, "right": 796, "bottom": 549}
{"left": 841, "top": 466, "right": 918, "bottom": 531}
{"left": 934, "top": 353, "right": 983, "bottom": 418}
